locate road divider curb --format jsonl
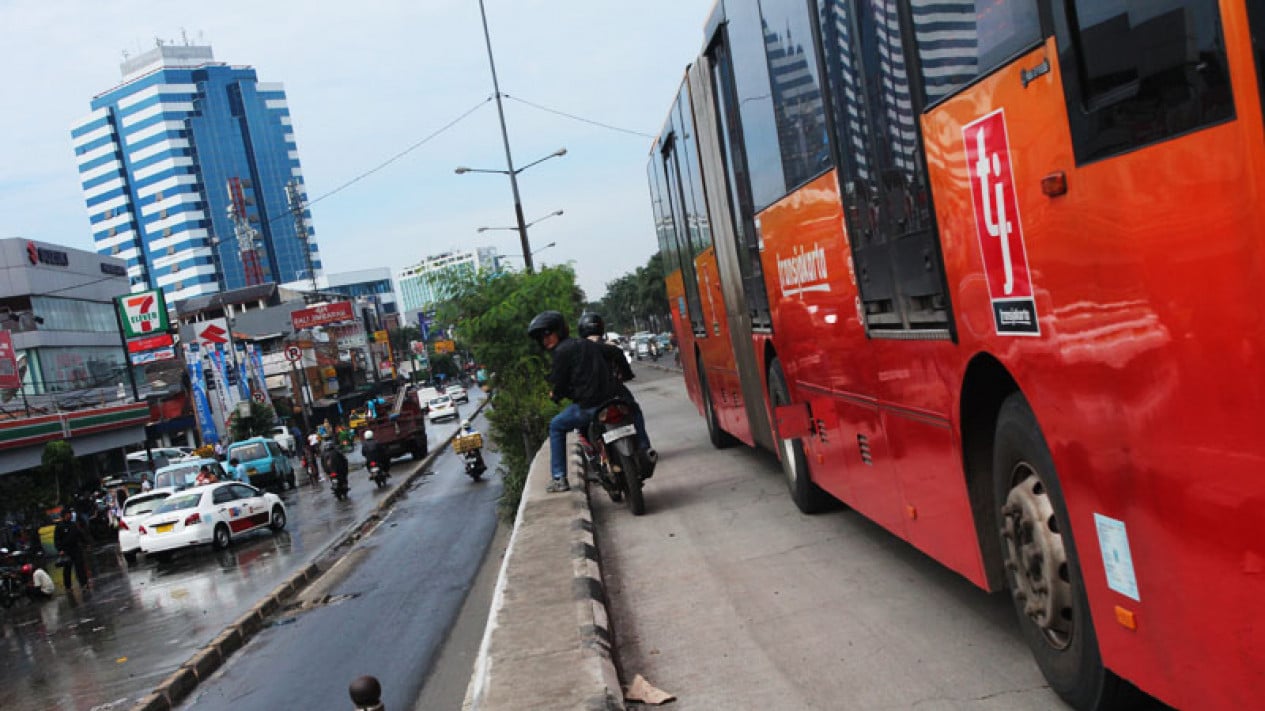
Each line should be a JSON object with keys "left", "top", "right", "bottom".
{"left": 462, "top": 434, "right": 624, "bottom": 710}
{"left": 128, "top": 396, "right": 491, "bottom": 711}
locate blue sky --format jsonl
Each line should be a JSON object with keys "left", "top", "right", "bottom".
{"left": 0, "top": 0, "right": 714, "bottom": 299}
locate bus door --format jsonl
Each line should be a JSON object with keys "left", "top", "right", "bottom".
{"left": 695, "top": 23, "right": 777, "bottom": 451}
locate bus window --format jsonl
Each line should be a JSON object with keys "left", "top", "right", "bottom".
{"left": 727, "top": 0, "right": 787, "bottom": 211}
{"left": 1057, "top": 0, "right": 1234, "bottom": 163}
{"left": 911, "top": 0, "right": 1043, "bottom": 106}
{"left": 675, "top": 89, "right": 713, "bottom": 256}
{"left": 818, "top": 0, "right": 951, "bottom": 332}
{"left": 662, "top": 114, "right": 708, "bottom": 336}
{"left": 760, "top": 0, "right": 832, "bottom": 188}
{"left": 708, "top": 33, "right": 772, "bottom": 330}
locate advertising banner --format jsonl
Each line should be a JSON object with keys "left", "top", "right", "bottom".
{"left": 117, "top": 290, "right": 170, "bottom": 339}
{"left": 194, "top": 319, "right": 230, "bottom": 348}
{"left": 129, "top": 346, "right": 177, "bottom": 365}
{"left": 247, "top": 344, "right": 273, "bottom": 410}
{"left": 0, "top": 331, "right": 19, "bottom": 390}
{"left": 186, "top": 345, "right": 219, "bottom": 445}
{"left": 126, "top": 332, "right": 174, "bottom": 353}
{"left": 234, "top": 342, "right": 250, "bottom": 401}
{"left": 290, "top": 301, "right": 355, "bottom": 330}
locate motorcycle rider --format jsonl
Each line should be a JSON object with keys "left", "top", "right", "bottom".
{"left": 360, "top": 429, "right": 389, "bottom": 476}
{"left": 529, "top": 310, "right": 623, "bottom": 493}
{"left": 459, "top": 419, "right": 487, "bottom": 475}
{"left": 321, "top": 440, "right": 350, "bottom": 494}
{"left": 578, "top": 312, "right": 656, "bottom": 473}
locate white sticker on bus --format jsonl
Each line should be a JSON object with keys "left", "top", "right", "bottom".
{"left": 1094, "top": 513, "right": 1140, "bottom": 601}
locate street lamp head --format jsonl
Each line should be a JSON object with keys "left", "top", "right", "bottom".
{"left": 476, "top": 227, "right": 489, "bottom": 233}
{"left": 552, "top": 209, "right": 564, "bottom": 217}
{"left": 553, "top": 148, "right": 567, "bottom": 158}
{"left": 454, "top": 166, "right": 471, "bottom": 175}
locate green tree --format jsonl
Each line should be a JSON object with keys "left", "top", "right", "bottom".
{"left": 434, "top": 265, "right": 583, "bottom": 517}
{"left": 41, "top": 441, "right": 81, "bottom": 505}
{"left": 389, "top": 325, "right": 420, "bottom": 359}
{"left": 231, "top": 401, "right": 277, "bottom": 440}
{"left": 598, "top": 251, "right": 668, "bottom": 333}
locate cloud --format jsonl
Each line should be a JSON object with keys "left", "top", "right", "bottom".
{"left": 0, "top": 0, "right": 712, "bottom": 298}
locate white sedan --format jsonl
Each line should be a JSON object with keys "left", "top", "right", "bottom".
{"left": 117, "top": 491, "right": 172, "bottom": 563}
{"left": 447, "top": 384, "right": 469, "bottom": 403}
{"left": 427, "top": 395, "right": 457, "bottom": 422}
{"left": 139, "top": 482, "right": 287, "bottom": 556}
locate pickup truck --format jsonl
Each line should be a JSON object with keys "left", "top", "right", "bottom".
{"left": 363, "top": 387, "right": 429, "bottom": 460}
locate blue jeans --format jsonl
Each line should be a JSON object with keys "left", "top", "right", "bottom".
{"left": 550, "top": 403, "right": 596, "bottom": 480}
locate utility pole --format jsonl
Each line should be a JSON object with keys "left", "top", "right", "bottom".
{"left": 286, "top": 179, "right": 318, "bottom": 292}
{"left": 476, "top": 0, "right": 534, "bottom": 274}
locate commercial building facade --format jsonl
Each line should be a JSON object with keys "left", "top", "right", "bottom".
{"left": 396, "top": 248, "right": 497, "bottom": 313}
{"left": 72, "top": 43, "right": 321, "bottom": 304}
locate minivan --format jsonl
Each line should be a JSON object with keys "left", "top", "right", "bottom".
{"left": 226, "top": 437, "right": 296, "bottom": 490}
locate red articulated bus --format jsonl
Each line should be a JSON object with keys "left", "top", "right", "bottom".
{"left": 647, "top": 1, "right": 1264, "bottom": 709}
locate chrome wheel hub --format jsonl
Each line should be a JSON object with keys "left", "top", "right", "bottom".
{"left": 1001, "top": 465, "right": 1074, "bottom": 650}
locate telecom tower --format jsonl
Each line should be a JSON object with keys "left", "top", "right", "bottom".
{"left": 226, "top": 178, "right": 266, "bottom": 286}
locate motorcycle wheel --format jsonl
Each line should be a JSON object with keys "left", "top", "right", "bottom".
{"left": 619, "top": 452, "right": 646, "bottom": 516}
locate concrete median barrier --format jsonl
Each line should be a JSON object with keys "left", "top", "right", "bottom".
{"left": 463, "top": 434, "right": 623, "bottom": 710}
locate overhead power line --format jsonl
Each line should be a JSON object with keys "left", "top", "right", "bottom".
{"left": 501, "top": 94, "right": 655, "bottom": 139}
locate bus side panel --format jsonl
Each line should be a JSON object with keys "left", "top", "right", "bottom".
{"left": 664, "top": 270, "right": 703, "bottom": 417}
{"left": 924, "top": 34, "right": 1265, "bottom": 707}
{"left": 757, "top": 171, "right": 901, "bottom": 525}
{"left": 695, "top": 246, "right": 754, "bottom": 447}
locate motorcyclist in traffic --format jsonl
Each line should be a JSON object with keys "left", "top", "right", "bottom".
{"left": 529, "top": 310, "right": 623, "bottom": 493}
{"left": 360, "top": 429, "right": 389, "bottom": 476}
{"left": 459, "top": 419, "right": 487, "bottom": 476}
{"left": 321, "top": 439, "right": 350, "bottom": 495}
{"left": 578, "top": 312, "right": 655, "bottom": 473}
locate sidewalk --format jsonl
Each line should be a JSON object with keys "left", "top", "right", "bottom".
{"left": 593, "top": 368, "right": 1066, "bottom": 710}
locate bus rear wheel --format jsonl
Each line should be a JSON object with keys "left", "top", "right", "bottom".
{"left": 993, "top": 393, "right": 1135, "bottom": 711}
{"left": 767, "top": 358, "right": 832, "bottom": 514}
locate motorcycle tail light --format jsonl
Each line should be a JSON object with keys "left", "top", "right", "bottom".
{"left": 184, "top": 513, "right": 201, "bottom": 526}
{"left": 598, "top": 406, "right": 629, "bottom": 425}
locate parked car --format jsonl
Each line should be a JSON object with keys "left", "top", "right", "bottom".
{"left": 270, "top": 425, "right": 297, "bottom": 455}
{"left": 153, "top": 458, "right": 230, "bottom": 495}
{"left": 117, "top": 491, "right": 172, "bottom": 562}
{"left": 447, "top": 384, "right": 469, "bottom": 404}
{"left": 138, "top": 482, "right": 286, "bottom": 557}
{"left": 634, "top": 336, "right": 653, "bottom": 360}
{"left": 226, "top": 437, "right": 296, "bottom": 490}
{"left": 427, "top": 395, "right": 457, "bottom": 423}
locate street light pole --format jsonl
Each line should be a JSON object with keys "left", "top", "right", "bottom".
{"left": 476, "top": 0, "right": 534, "bottom": 274}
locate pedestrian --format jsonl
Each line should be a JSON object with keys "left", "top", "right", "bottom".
{"left": 140, "top": 473, "right": 152, "bottom": 492}
{"left": 30, "top": 565, "right": 55, "bottom": 599}
{"left": 228, "top": 457, "right": 246, "bottom": 482}
{"left": 195, "top": 464, "right": 218, "bottom": 486}
{"left": 527, "top": 310, "right": 622, "bottom": 493}
{"left": 214, "top": 441, "right": 225, "bottom": 460}
{"left": 53, "top": 509, "right": 89, "bottom": 591}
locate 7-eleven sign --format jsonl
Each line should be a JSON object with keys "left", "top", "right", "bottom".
{"left": 117, "top": 289, "right": 170, "bottom": 339}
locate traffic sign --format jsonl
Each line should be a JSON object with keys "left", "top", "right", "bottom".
{"left": 252, "top": 391, "right": 266, "bottom": 404}
{"left": 285, "top": 345, "right": 303, "bottom": 362}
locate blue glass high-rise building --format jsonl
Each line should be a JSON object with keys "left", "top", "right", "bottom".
{"left": 71, "top": 43, "right": 321, "bottom": 303}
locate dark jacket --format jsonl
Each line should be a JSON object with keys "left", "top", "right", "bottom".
{"left": 322, "top": 447, "right": 349, "bottom": 477}
{"left": 598, "top": 341, "right": 634, "bottom": 383}
{"left": 361, "top": 440, "right": 386, "bottom": 466}
{"left": 54, "top": 518, "right": 85, "bottom": 553}
{"left": 548, "top": 337, "right": 618, "bottom": 409}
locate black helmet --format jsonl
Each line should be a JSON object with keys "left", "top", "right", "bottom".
{"left": 528, "top": 310, "right": 568, "bottom": 341}
{"left": 578, "top": 312, "right": 605, "bottom": 338}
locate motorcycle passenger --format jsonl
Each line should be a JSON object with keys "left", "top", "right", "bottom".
{"left": 529, "top": 310, "right": 620, "bottom": 493}
{"left": 360, "top": 429, "right": 389, "bottom": 476}
{"left": 578, "top": 312, "right": 656, "bottom": 473}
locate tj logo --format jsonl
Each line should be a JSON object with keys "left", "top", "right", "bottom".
{"left": 972, "top": 125, "right": 1015, "bottom": 295}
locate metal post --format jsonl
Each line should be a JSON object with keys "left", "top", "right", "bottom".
{"left": 476, "top": 0, "right": 533, "bottom": 273}
{"left": 289, "top": 358, "right": 312, "bottom": 434}
{"left": 112, "top": 297, "right": 153, "bottom": 466}
{"left": 361, "top": 306, "right": 380, "bottom": 384}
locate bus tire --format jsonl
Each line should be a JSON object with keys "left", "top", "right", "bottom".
{"left": 767, "top": 358, "right": 832, "bottom": 514}
{"left": 698, "top": 355, "right": 737, "bottom": 449}
{"left": 993, "top": 393, "right": 1135, "bottom": 711}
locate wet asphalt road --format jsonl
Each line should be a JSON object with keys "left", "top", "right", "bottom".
{"left": 180, "top": 416, "right": 502, "bottom": 711}
{"left": 0, "top": 396, "right": 481, "bottom": 711}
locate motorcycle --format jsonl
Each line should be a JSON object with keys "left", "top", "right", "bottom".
{"left": 578, "top": 398, "right": 649, "bottom": 516}
{"left": 367, "top": 460, "right": 389, "bottom": 488}
{"left": 462, "top": 450, "right": 487, "bottom": 481}
{"left": 0, "top": 550, "right": 44, "bottom": 608}
{"left": 328, "top": 470, "right": 349, "bottom": 500}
